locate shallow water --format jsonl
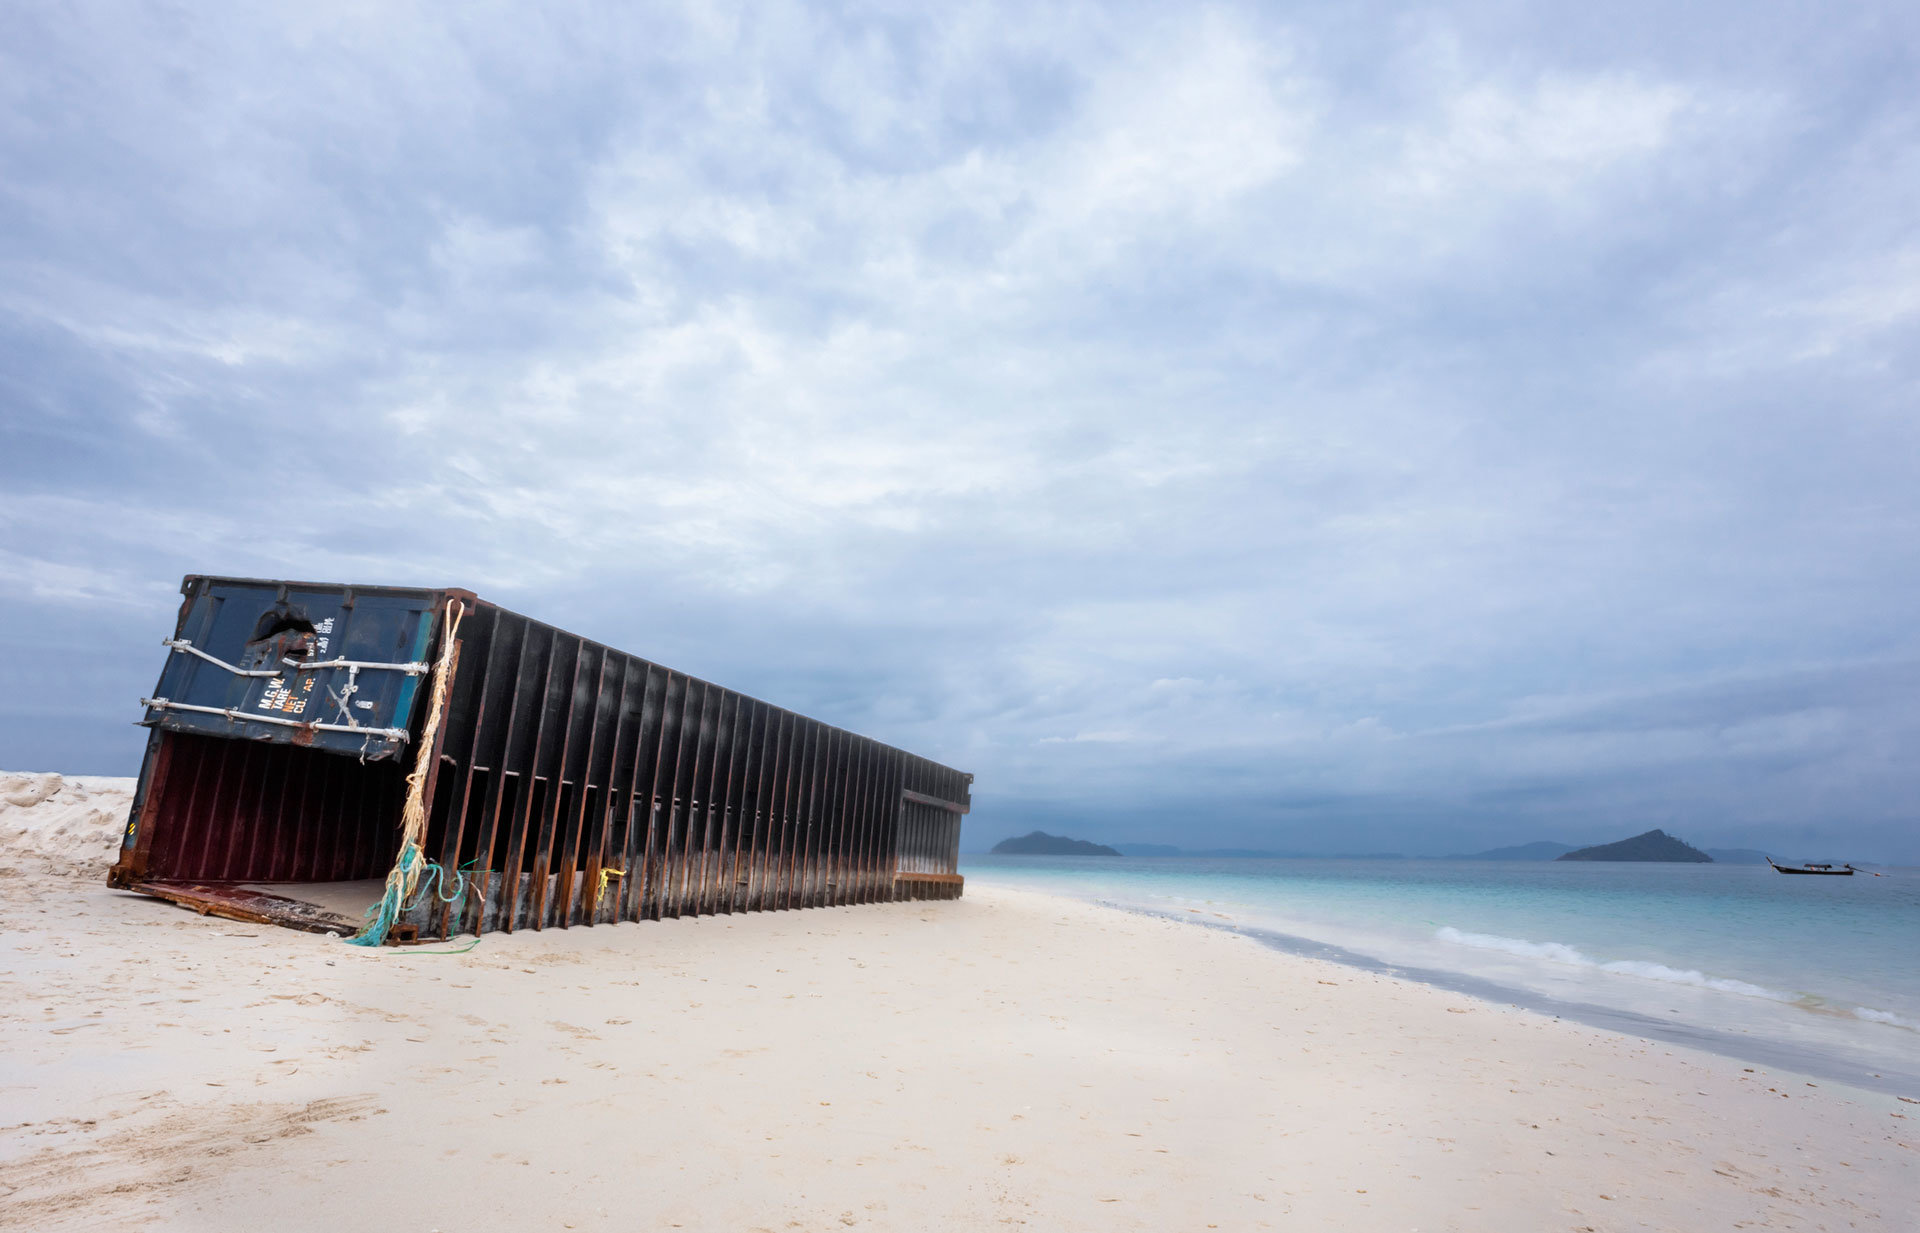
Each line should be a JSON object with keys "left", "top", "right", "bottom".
{"left": 962, "top": 855, "right": 1920, "bottom": 1095}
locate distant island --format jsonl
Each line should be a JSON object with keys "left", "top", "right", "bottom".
{"left": 1556, "top": 829, "right": 1712, "bottom": 863}
{"left": 990, "top": 831, "right": 1121, "bottom": 856}
{"left": 984, "top": 832, "right": 1759, "bottom": 861}
{"left": 1451, "top": 838, "right": 1767, "bottom": 863}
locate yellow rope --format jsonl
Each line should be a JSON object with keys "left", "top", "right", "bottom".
{"left": 595, "top": 868, "right": 625, "bottom": 909}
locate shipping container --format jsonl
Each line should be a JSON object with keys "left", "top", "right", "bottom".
{"left": 108, "top": 577, "right": 969, "bottom": 941}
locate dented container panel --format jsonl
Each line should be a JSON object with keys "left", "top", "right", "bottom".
{"left": 139, "top": 578, "right": 450, "bottom": 762}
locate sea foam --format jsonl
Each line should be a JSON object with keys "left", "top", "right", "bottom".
{"left": 1851, "top": 1006, "right": 1920, "bottom": 1031}
{"left": 1435, "top": 926, "right": 1794, "bottom": 1001}
{"left": 1433, "top": 925, "right": 1919, "bottom": 1031}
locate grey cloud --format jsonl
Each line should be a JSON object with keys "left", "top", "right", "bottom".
{"left": 3, "top": 2, "right": 1917, "bottom": 862}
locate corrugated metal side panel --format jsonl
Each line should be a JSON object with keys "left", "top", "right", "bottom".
{"left": 417, "top": 598, "right": 971, "bottom": 938}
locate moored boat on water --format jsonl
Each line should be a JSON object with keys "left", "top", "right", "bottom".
{"left": 1766, "top": 857, "right": 1855, "bottom": 876}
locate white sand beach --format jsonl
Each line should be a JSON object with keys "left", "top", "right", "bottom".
{"left": 3, "top": 772, "right": 1913, "bottom": 1231}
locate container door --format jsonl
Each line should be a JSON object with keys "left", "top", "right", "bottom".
{"left": 141, "top": 579, "right": 441, "bottom": 761}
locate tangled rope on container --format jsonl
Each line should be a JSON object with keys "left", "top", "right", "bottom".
{"left": 348, "top": 599, "right": 466, "bottom": 948}
{"left": 595, "top": 867, "right": 625, "bottom": 912}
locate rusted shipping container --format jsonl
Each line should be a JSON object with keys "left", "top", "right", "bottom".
{"left": 109, "top": 576, "right": 970, "bottom": 941}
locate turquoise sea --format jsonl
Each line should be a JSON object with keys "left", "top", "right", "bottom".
{"left": 962, "top": 855, "right": 1920, "bottom": 1096}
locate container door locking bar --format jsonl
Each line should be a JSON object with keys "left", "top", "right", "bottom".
{"left": 139, "top": 697, "right": 412, "bottom": 743}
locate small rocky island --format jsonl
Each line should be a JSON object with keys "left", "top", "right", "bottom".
{"left": 990, "top": 831, "right": 1122, "bottom": 856}
{"left": 1556, "top": 829, "right": 1712, "bottom": 862}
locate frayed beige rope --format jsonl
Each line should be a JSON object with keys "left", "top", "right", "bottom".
{"left": 348, "top": 599, "right": 465, "bottom": 945}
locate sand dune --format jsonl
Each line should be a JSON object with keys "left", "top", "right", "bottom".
{"left": 1, "top": 777, "right": 1911, "bottom": 1230}
{"left": 1, "top": 772, "right": 133, "bottom": 876}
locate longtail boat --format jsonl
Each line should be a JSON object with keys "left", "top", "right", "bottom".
{"left": 1766, "top": 857, "right": 1854, "bottom": 876}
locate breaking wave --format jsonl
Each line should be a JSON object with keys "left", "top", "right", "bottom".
{"left": 1437, "top": 927, "right": 1794, "bottom": 1001}
{"left": 1433, "top": 926, "right": 1918, "bottom": 1032}
{"left": 1852, "top": 1007, "right": 1920, "bottom": 1031}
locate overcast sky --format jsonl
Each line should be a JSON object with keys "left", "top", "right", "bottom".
{"left": 3, "top": 2, "right": 1916, "bottom": 860}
